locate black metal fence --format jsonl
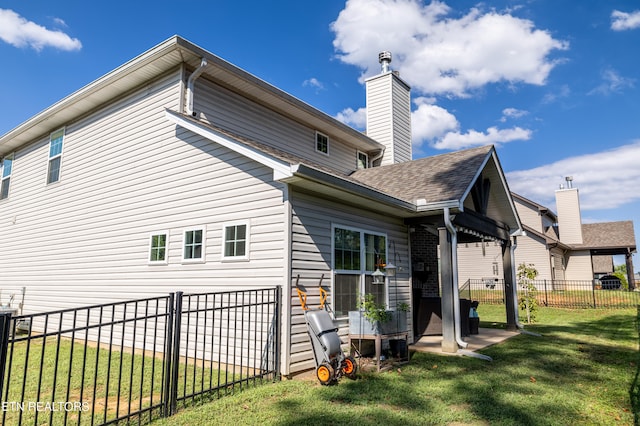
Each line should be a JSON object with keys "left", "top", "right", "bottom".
{"left": 462, "top": 279, "right": 640, "bottom": 309}
{"left": 0, "top": 287, "right": 280, "bottom": 426}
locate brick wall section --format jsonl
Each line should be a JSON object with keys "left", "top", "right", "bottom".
{"left": 410, "top": 226, "right": 440, "bottom": 297}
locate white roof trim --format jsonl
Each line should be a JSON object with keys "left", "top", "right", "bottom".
{"left": 164, "top": 109, "right": 293, "bottom": 180}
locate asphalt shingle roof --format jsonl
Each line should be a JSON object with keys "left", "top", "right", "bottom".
{"left": 578, "top": 221, "right": 636, "bottom": 250}
{"left": 350, "top": 145, "right": 492, "bottom": 204}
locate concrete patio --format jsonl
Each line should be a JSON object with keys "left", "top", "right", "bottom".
{"left": 410, "top": 327, "right": 520, "bottom": 356}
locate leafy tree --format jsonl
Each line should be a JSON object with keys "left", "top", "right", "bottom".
{"left": 614, "top": 264, "right": 629, "bottom": 290}
{"left": 517, "top": 263, "right": 539, "bottom": 323}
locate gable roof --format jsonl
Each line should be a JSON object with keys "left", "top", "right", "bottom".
{"left": 0, "top": 35, "right": 383, "bottom": 157}
{"left": 512, "top": 192, "right": 636, "bottom": 253}
{"left": 2, "top": 35, "right": 521, "bottom": 236}
{"left": 349, "top": 145, "right": 522, "bottom": 234}
{"left": 350, "top": 145, "right": 492, "bottom": 205}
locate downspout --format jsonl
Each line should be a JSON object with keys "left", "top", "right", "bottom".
{"left": 281, "top": 183, "right": 293, "bottom": 376}
{"left": 443, "top": 208, "right": 468, "bottom": 350}
{"left": 186, "top": 58, "right": 208, "bottom": 117}
{"left": 369, "top": 148, "right": 385, "bottom": 167}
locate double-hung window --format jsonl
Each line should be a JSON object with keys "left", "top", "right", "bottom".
{"left": 315, "top": 131, "right": 329, "bottom": 155}
{"left": 333, "top": 225, "right": 387, "bottom": 317}
{"left": 149, "top": 232, "right": 168, "bottom": 264}
{"left": 48, "top": 129, "right": 64, "bottom": 184}
{"left": 183, "top": 227, "right": 205, "bottom": 262}
{"left": 1, "top": 153, "right": 14, "bottom": 200}
{"left": 222, "top": 222, "right": 249, "bottom": 260}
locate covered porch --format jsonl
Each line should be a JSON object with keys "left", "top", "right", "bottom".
{"left": 351, "top": 145, "right": 523, "bottom": 354}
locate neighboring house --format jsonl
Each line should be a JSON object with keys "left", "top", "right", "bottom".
{"left": 0, "top": 36, "right": 522, "bottom": 376}
{"left": 458, "top": 182, "right": 636, "bottom": 289}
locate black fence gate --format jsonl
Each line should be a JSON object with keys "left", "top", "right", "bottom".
{"left": 0, "top": 287, "right": 280, "bottom": 426}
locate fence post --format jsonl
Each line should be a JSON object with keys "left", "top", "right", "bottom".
{"left": 0, "top": 313, "right": 11, "bottom": 403}
{"left": 274, "top": 286, "right": 281, "bottom": 381}
{"left": 592, "top": 280, "right": 597, "bottom": 308}
{"left": 162, "top": 293, "right": 175, "bottom": 418}
{"left": 169, "top": 292, "right": 183, "bottom": 416}
{"left": 544, "top": 280, "right": 548, "bottom": 307}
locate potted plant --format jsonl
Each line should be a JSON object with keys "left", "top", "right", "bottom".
{"left": 349, "top": 294, "right": 392, "bottom": 335}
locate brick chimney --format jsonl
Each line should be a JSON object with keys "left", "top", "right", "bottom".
{"left": 365, "top": 52, "right": 412, "bottom": 166}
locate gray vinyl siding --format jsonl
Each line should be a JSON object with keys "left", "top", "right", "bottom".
{"left": 391, "top": 77, "right": 412, "bottom": 162}
{"left": 194, "top": 78, "right": 359, "bottom": 173}
{"left": 457, "top": 242, "right": 504, "bottom": 283}
{"left": 366, "top": 73, "right": 411, "bottom": 165}
{"left": 550, "top": 248, "right": 566, "bottom": 281}
{"left": 366, "top": 76, "right": 393, "bottom": 160}
{"left": 0, "top": 71, "right": 287, "bottom": 314}
{"left": 515, "top": 199, "right": 544, "bottom": 233}
{"left": 288, "top": 188, "right": 411, "bottom": 374}
{"left": 513, "top": 234, "right": 553, "bottom": 282}
{"left": 555, "top": 188, "right": 583, "bottom": 244}
{"left": 564, "top": 250, "right": 593, "bottom": 281}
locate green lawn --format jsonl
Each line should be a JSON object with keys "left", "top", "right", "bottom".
{"left": 151, "top": 306, "right": 639, "bottom": 426}
{"left": 1, "top": 337, "right": 232, "bottom": 425}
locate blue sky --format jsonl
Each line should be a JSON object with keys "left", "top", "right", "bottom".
{"left": 1, "top": 0, "right": 640, "bottom": 266}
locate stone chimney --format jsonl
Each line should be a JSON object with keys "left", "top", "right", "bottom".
{"left": 555, "top": 177, "right": 583, "bottom": 244}
{"left": 365, "top": 52, "right": 412, "bottom": 166}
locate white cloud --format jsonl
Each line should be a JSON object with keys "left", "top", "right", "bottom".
{"left": 542, "top": 84, "right": 570, "bottom": 104}
{"left": 507, "top": 141, "right": 640, "bottom": 210}
{"left": 611, "top": 10, "right": 640, "bottom": 31}
{"left": 0, "top": 9, "right": 81, "bottom": 51}
{"left": 433, "top": 126, "right": 531, "bottom": 150}
{"left": 410, "top": 97, "right": 459, "bottom": 145}
{"left": 409, "top": 97, "right": 531, "bottom": 149}
{"left": 588, "top": 68, "right": 635, "bottom": 96}
{"left": 331, "top": 0, "right": 568, "bottom": 98}
{"left": 52, "top": 17, "right": 68, "bottom": 28}
{"left": 303, "top": 77, "right": 325, "bottom": 91}
{"left": 500, "top": 108, "right": 528, "bottom": 122}
{"left": 335, "top": 107, "right": 367, "bottom": 129}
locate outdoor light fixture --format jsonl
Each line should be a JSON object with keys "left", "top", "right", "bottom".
{"left": 372, "top": 268, "right": 386, "bottom": 284}
{"left": 385, "top": 262, "right": 397, "bottom": 277}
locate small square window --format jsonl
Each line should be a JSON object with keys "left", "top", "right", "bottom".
{"left": 183, "top": 228, "right": 205, "bottom": 262}
{"left": 223, "top": 222, "right": 249, "bottom": 260}
{"left": 315, "top": 132, "right": 329, "bottom": 155}
{"left": 149, "top": 233, "right": 168, "bottom": 264}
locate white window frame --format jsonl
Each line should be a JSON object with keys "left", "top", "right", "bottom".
{"left": 47, "top": 128, "right": 65, "bottom": 185}
{"left": 221, "top": 221, "right": 250, "bottom": 261}
{"left": 315, "top": 131, "right": 329, "bottom": 155}
{"left": 331, "top": 224, "right": 388, "bottom": 318}
{"left": 148, "top": 231, "right": 169, "bottom": 265}
{"left": 182, "top": 226, "right": 206, "bottom": 263}
{"left": 357, "top": 151, "right": 369, "bottom": 169}
{"left": 1, "top": 153, "right": 14, "bottom": 200}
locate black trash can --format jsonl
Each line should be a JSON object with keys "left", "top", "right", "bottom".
{"left": 469, "top": 317, "right": 479, "bottom": 335}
